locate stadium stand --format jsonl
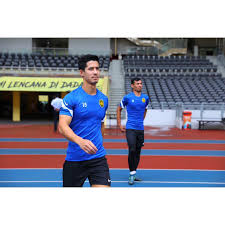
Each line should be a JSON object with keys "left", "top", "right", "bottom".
{"left": 1, "top": 38, "right": 224, "bottom": 129}
{"left": 0, "top": 52, "right": 111, "bottom": 71}
{"left": 123, "top": 55, "right": 225, "bottom": 110}
{"left": 123, "top": 55, "right": 217, "bottom": 74}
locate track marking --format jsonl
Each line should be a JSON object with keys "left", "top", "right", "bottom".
{"left": 1, "top": 168, "right": 225, "bottom": 171}
{"left": 1, "top": 181, "right": 225, "bottom": 185}
{"left": 1, "top": 138, "right": 225, "bottom": 144}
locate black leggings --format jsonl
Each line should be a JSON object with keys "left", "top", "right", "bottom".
{"left": 126, "top": 129, "right": 144, "bottom": 172}
{"left": 53, "top": 110, "right": 59, "bottom": 132}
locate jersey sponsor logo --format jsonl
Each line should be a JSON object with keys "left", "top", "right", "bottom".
{"left": 142, "top": 98, "right": 146, "bottom": 103}
{"left": 99, "top": 99, "right": 104, "bottom": 107}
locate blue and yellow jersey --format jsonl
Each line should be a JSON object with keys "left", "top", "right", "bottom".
{"left": 120, "top": 92, "right": 149, "bottom": 130}
{"left": 60, "top": 86, "right": 108, "bottom": 161}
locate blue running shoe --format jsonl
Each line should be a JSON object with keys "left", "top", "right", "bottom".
{"left": 128, "top": 175, "right": 135, "bottom": 185}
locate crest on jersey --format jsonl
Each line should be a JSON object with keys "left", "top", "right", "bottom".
{"left": 142, "top": 98, "right": 146, "bottom": 103}
{"left": 99, "top": 99, "right": 104, "bottom": 107}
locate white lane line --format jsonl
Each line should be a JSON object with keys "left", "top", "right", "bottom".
{"left": 0, "top": 168, "right": 225, "bottom": 171}
{"left": 0, "top": 181, "right": 225, "bottom": 185}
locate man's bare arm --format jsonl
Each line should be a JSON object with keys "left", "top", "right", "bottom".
{"left": 101, "top": 122, "right": 105, "bottom": 137}
{"left": 116, "top": 105, "right": 125, "bottom": 132}
{"left": 144, "top": 109, "right": 147, "bottom": 119}
{"left": 58, "top": 115, "right": 97, "bottom": 154}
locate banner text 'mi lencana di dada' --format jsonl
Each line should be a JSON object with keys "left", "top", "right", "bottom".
{"left": 0, "top": 76, "right": 103, "bottom": 92}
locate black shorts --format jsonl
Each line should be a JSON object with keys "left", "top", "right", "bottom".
{"left": 63, "top": 156, "right": 111, "bottom": 187}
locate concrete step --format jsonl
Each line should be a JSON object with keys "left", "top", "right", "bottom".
{"left": 109, "top": 105, "right": 120, "bottom": 107}
{"left": 109, "top": 100, "right": 122, "bottom": 103}
{"left": 108, "top": 105, "right": 120, "bottom": 108}
{"left": 109, "top": 89, "right": 124, "bottom": 91}
{"left": 109, "top": 98, "right": 122, "bottom": 101}
{"left": 109, "top": 91, "right": 124, "bottom": 93}
{"left": 109, "top": 99, "right": 121, "bottom": 102}
{"left": 110, "top": 88, "right": 124, "bottom": 90}
{"left": 108, "top": 59, "right": 125, "bottom": 116}
{"left": 109, "top": 95, "right": 124, "bottom": 98}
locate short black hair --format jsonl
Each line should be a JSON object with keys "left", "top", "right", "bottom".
{"left": 131, "top": 77, "right": 141, "bottom": 84}
{"left": 78, "top": 54, "right": 99, "bottom": 70}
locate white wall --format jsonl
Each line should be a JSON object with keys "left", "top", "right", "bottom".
{"left": 106, "top": 109, "right": 225, "bottom": 129}
{"left": 106, "top": 110, "right": 177, "bottom": 127}
{"left": 68, "top": 38, "right": 111, "bottom": 55}
{"left": 0, "top": 38, "right": 32, "bottom": 53}
{"left": 144, "top": 110, "right": 177, "bottom": 126}
{"left": 190, "top": 110, "right": 225, "bottom": 129}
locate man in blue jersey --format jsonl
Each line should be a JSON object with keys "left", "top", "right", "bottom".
{"left": 117, "top": 77, "right": 149, "bottom": 185}
{"left": 58, "top": 55, "right": 111, "bottom": 187}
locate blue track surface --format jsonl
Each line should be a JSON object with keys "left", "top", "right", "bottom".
{"left": 1, "top": 137, "right": 225, "bottom": 187}
{"left": 1, "top": 148, "right": 225, "bottom": 156}
{"left": 0, "top": 169, "right": 225, "bottom": 187}
{"left": 1, "top": 138, "right": 225, "bottom": 144}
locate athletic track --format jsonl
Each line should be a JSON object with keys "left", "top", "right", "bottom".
{"left": 0, "top": 124, "right": 225, "bottom": 187}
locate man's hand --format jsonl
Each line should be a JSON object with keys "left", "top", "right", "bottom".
{"left": 59, "top": 115, "right": 97, "bottom": 154}
{"left": 77, "top": 138, "right": 98, "bottom": 154}
{"left": 117, "top": 106, "right": 125, "bottom": 133}
{"left": 119, "top": 125, "right": 126, "bottom": 132}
